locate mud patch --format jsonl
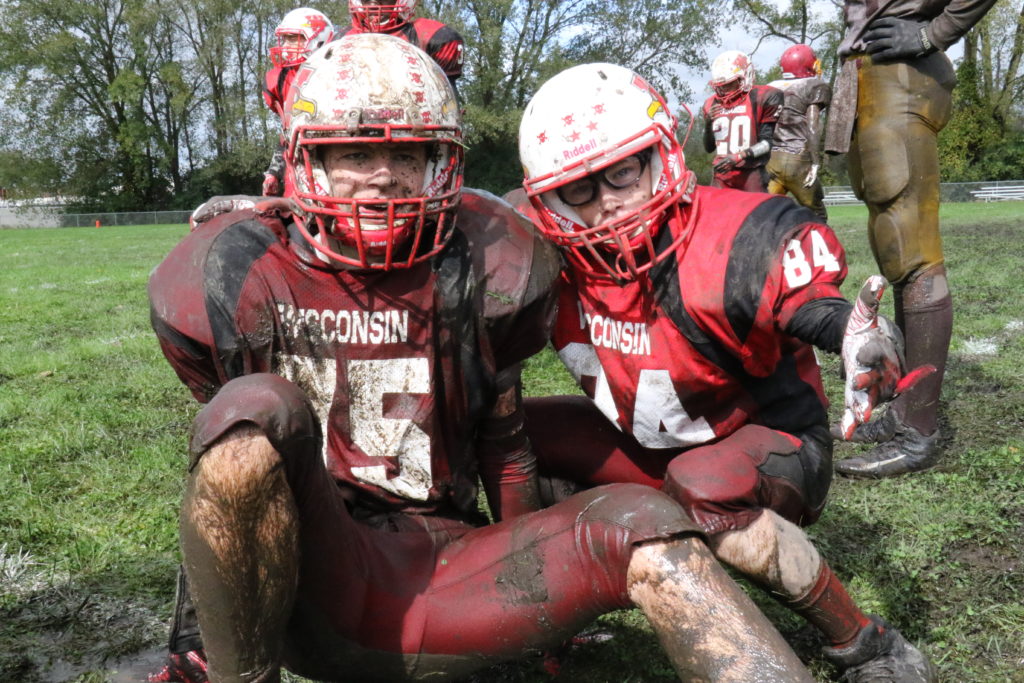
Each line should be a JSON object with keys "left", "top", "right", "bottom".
{"left": 0, "top": 545, "right": 166, "bottom": 682}
{"left": 494, "top": 542, "right": 549, "bottom": 605}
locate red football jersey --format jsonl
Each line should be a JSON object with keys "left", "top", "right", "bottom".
{"left": 343, "top": 18, "right": 464, "bottom": 81}
{"left": 550, "top": 186, "right": 847, "bottom": 447}
{"left": 703, "top": 84, "right": 783, "bottom": 177}
{"left": 263, "top": 65, "right": 299, "bottom": 121}
{"left": 149, "top": 190, "right": 559, "bottom": 513}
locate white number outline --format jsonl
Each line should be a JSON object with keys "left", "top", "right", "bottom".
{"left": 276, "top": 354, "right": 433, "bottom": 500}
{"left": 557, "top": 342, "right": 715, "bottom": 448}
{"left": 782, "top": 229, "right": 840, "bottom": 289}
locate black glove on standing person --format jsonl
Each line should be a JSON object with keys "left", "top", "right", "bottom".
{"left": 863, "top": 17, "right": 936, "bottom": 62}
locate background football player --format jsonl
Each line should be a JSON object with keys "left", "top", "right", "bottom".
{"left": 766, "top": 44, "right": 831, "bottom": 220}
{"left": 824, "top": 0, "right": 998, "bottom": 478}
{"left": 146, "top": 34, "right": 815, "bottom": 683}
{"left": 261, "top": 7, "right": 334, "bottom": 197}
{"left": 702, "top": 50, "right": 782, "bottom": 192}
{"left": 518, "top": 62, "right": 936, "bottom": 683}
{"left": 342, "top": 0, "right": 464, "bottom": 93}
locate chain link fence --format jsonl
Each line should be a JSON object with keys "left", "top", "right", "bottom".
{"left": 3, "top": 180, "right": 1022, "bottom": 229}
{"left": 0, "top": 207, "right": 191, "bottom": 229}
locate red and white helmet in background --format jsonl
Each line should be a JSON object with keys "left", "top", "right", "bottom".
{"left": 350, "top": 0, "right": 417, "bottom": 32}
{"left": 709, "top": 50, "right": 754, "bottom": 104}
{"left": 270, "top": 8, "right": 334, "bottom": 67}
{"left": 519, "top": 63, "right": 696, "bottom": 281}
{"left": 780, "top": 44, "right": 822, "bottom": 79}
{"left": 284, "top": 33, "right": 463, "bottom": 270}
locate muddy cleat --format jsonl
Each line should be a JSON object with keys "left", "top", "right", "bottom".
{"left": 834, "top": 415, "right": 940, "bottom": 479}
{"left": 824, "top": 616, "right": 935, "bottom": 683}
{"left": 147, "top": 649, "right": 208, "bottom": 683}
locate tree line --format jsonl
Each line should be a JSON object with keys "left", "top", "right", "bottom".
{"left": 1, "top": 0, "right": 1021, "bottom": 212}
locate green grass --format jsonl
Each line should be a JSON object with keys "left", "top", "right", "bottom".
{"left": 1, "top": 203, "right": 1023, "bottom": 682}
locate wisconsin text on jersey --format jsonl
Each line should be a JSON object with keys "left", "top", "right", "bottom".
{"left": 575, "top": 301, "right": 651, "bottom": 355}
{"left": 277, "top": 302, "right": 410, "bottom": 344}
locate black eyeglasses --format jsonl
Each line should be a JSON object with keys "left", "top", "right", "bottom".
{"left": 556, "top": 151, "right": 652, "bottom": 207}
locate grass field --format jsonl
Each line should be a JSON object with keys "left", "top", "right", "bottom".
{"left": 1, "top": 201, "right": 1022, "bottom": 682}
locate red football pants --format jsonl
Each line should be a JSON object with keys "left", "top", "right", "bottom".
{"left": 187, "top": 374, "right": 701, "bottom": 681}
{"left": 524, "top": 395, "right": 832, "bottom": 536}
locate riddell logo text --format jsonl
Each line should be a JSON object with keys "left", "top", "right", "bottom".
{"left": 563, "top": 139, "right": 598, "bottom": 161}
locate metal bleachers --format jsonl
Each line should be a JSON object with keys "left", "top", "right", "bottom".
{"left": 968, "top": 185, "right": 1024, "bottom": 202}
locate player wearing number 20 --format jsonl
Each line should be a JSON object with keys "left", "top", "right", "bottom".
{"left": 702, "top": 50, "right": 783, "bottom": 192}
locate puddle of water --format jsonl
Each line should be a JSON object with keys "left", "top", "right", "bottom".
{"left": 41, "top": 646, "right": 166, "bottom": 683}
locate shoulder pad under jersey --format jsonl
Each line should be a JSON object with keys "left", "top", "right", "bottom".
{"left": 456, "top": 188, "right": 561, "bottom": 320}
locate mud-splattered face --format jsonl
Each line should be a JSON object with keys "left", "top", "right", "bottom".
{"left": 322, "top": 143, "right": 428, "bottom": 201}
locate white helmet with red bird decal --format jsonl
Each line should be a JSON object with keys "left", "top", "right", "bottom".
{"left": 270, "top": 8, "right": 335, "bottom": 68}
{"left": 284, "top": 33, "right": 462, "bottom": 270}
{"left": 519, "top": 63, "right": 695, "bottom": 281}
{"left": 709, "top": 50, "right": 754, "bottom": 104}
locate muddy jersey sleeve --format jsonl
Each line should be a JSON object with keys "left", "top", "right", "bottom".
{"left": 810, "top": 81, "right": 832, "bottom": 108}
{"left": 454, "top": 190, "right": 561, "bottom": 520}
{"left": 755, "top": 86, "right": 784, "bottom": 146}
{"left": 458, "top": 189, "right": 562, "bottom": 372}
{"left": 768, "top": 218, "right": 849, "bottom": 336}
{"left": 925, "top": 0, "right": 999, "bottom": 50}
{"left": 148, "top": 210, "right": 288, "bottom": 402}
{"left": 702, "top": 96, "right": 717, "bottom": 153}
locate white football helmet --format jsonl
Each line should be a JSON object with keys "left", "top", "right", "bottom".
{"left": 285, "top": 33, "right": 462, "bottom": 269}
{"left": 270, "top": 8, "right": 335, "bottom": 67}
{"left": 350, "top": 0, "right": 417, "bottom": 32}
{"left": 519, "top": 63, "right": 695, "bottom": 281}
{"left": 709, "top": 50, "right": 754, "bottom": 104}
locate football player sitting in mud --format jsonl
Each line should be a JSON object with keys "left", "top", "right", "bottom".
{"left": 515, "top": 61, "right": 937, "bottom": 683}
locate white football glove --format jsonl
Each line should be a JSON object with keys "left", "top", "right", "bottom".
{"left": 838, "top": 275, "right": 935, "bottom": 440}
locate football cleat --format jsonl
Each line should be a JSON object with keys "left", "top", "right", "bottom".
{"left": 834, "top": 414, "right": 941, "bottom": 479}
{"left": 146, "top": 648, "right": 209, "bottom": 683}
{"left": 824, "top": 616, "right": 935, "bottom": 683}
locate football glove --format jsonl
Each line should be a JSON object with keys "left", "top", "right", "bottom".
{"left": 709, "top": 101, "right": 725, "bottom": 119}
{"left": 838, "top": 275, "right": 936, "bottom": 440}
{"left": 713, "top": 152, "right": 745, "bottom": 174}
{"left": 863, "top": 17, "right": 935, "bottom": 63}
{"left": 262, "top": 172, "right": 280, "bottom": 197}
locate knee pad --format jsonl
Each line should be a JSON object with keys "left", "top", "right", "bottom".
{"left": 575, "top": 483, "right": 703, "bottom": 542}
{"left": 189, "top": 373, "right": 321, "bottom": 470}
{"left": 853, "top": 121, "right": 910, "bottom": 207}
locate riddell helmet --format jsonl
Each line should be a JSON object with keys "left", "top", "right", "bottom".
{"left": 270, "top": 8, "right": 334, "bottom": 67}
{"left": 284, "top": 33, "right": 462, "bottom": 270}
{"left": 780, "top": 44, "right": 822, "bottom": 79}
{"left": 519, "top": 63, "right": 696, "bottom": 282}
{"left": 350, "top": 0, "right": 417, "bottom": 32}
{"left": 709, "top": 50, "right": 754, "bottom": 104}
